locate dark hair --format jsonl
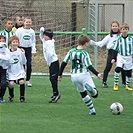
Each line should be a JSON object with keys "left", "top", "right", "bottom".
{"left": 43, "top": 29, "right": 53, "bottom": 39}
{"left": 77, "top": 34, "right": 90, "bottom": 45}
{"left": 110, "top": 21, "right": 120, "bottom": 37}
{"left": 0, "top": 35, "right": 6, "bottom": 41}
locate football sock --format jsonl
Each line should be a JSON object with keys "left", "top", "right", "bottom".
{"left": 20, "top": 84, "right": 25, "bottom": 97}
{"left": 114, "top": 72, "right": 119, "bottom": 85}
{"left": 8, "top": 87, "right": 14, "bottom": 98}
{"left": 126, "top": 76, "right": 132, "bottom": 86}
{"left": 82, "top": 95, "right": 94, "bottom": 110}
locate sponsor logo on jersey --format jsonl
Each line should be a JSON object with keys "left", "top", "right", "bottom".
{"left": 13, "top": 58, "right": 19, "bottom": 64}
{"left": 23, "top": 35, "right": 31, "bottom": 40}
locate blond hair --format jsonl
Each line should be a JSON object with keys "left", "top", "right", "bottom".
{"left": 120, "top": 23, "right": 129, "bottom": 30}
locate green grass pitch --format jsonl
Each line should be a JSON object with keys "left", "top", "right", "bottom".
{"left": 0, "top": 75, "right": 132, "bottom": 133}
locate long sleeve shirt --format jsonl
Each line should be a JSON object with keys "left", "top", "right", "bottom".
{"left": 90, "top": 34, "right": 119, "bottom": 50}
{"left": 0, "top": 47, "right": 10, "bottom": 69}
{"left": 15, "top": 27, "right": 36, "bottom": 53}
{"left": 39, "top": 27, "right": 58, "bottom": 66}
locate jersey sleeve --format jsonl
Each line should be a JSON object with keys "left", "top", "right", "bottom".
{"left": 90, "top": 35, "right": 110, "bottom": 47}
{"left": 63, "top": 50, "right": 71, "bottom": 63}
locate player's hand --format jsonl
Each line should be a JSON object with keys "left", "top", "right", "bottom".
{"left": 97, "top": 73, "right": 102, "bottom": 79}
{"left": 111, "top": 59, "right": 115, "bottom": 64}
{"left": 20, "top": 48, "right": 25, "bottom": 52}
{"left": 58, "top": 75, "right": 62, "bottom": 81}
{"left": 40, "top": 27, "right": 45, "bottom": 32}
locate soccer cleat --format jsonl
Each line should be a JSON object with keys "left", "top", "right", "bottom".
{"left": 26, "top": 81, "right": 32, "bottom": 87}
{"left": 20, "top": 97, "right": 26, "bottom": 103}
{"left": 126, "top": 86, "right": 133, "bottom": 91}
{"left": 0, "top": 99, "right": 5, "bottom": 103}
{"left": 113, "top": 84, "right": 118, "bottom": 91}
{"left": 102, "top": 82, "right": 108, "bottom": 88}
{"left": 89, "top": 109, "right": 96, "bottom": 115}
{"left": 8, "top": 96, "right": 14, "bottom": 102}
{"left": 49, "top": 94, "right": 61, "bottom": 103}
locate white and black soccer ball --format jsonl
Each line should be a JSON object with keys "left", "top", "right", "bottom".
{"left": 110, "top": 102, "right": 123, "bottom": 115}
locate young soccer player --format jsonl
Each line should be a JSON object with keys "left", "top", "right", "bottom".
{"left": 111, "top": 23, "right": 133, "bottom": 91}
{"left": 0, "top": 37, "right": 10, "bottom": 102}
{"left": 16, "top": 17, "right": 36, "bottom": 87}
{"left": 0, "top": 19, "right": 15, "bottom": 49}
{"left": 7, "top": 36, "right": 27, "bottom": 102}
{"left": 12, "top": 16, "right": 24, "bottom": 32}
{"left": 91, "top": 21, "right": 126, "bottom": 88}
{"left": 39, "top": 27, "right": 60, "bottom": 103}
{"left": 58, "top": 34, "right": 101, "bottom": 115}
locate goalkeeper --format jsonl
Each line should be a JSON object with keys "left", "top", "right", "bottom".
{"left": 39, "top": 27, "right": 60, "bottom": 103}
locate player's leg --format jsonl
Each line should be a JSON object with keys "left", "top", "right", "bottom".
{"left": 0, "top": 68, "right": 7, "bottom": 102}
{"left": 102, "top": 50, "right": 114, "bottom": 88}
{"left": 8, "top": 80, "right": 15, "bottom": 102}
{"left": 121, "top": 68, "right": 126, "bottom": 87}
{"left": 25, "top": 47, "right": 32, "bottom": 87}
{"left": 49, "top": 60, "right": 60, "bottom": 103}
{"left": 71, "top": 74, "right": 96, "bottom": 115}
{"left": 83, "top": 73, "right": 98, "bottom": 98}
{"left": 113, "top": 67, "right": 122, "bottom": 90}
{"left": 125, "top": 69, "right": 132, "bottom": 90}
{"left": 19, "top": 78, "right": 26, "bottom": 102}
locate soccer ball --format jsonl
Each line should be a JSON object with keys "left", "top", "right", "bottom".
{"left": 110, "top": 102, "right": 123, "bottom": 115}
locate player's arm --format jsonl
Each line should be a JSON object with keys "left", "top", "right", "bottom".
{"left": 58, "top": 62, "right": 67, "bottom": 81}
{"left": 0, "top": 49, "right": 10, "bottom": 61}
{"left": 90, "top": 35, "right": 110, "bottom": 47}
{"left": 31, "top": 31, "right": 37, "bottom": 55}
{"left": 39, "top": 27, "right": 45, "bottom": 42}
{"left": 88, "top": 65, "right": 101, "bottom": 79}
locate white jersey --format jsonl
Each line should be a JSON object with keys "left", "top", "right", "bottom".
{"left": 90, "top": 34, "right": 119, "bottom": 50}
{"left": 7, "top": 48, "right": 27, "bottom": 80}
{"left": 0, "top": 47, "right": 10, "bottom": 69}
{"left": 15, "top": 27, "right": 36, "bottom": 53}
{"left": 39, "top": 27, "right": 58, "bottom": 66}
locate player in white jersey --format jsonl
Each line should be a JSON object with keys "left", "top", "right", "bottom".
{"left": 111, "top": 23, "right": 133, "bottom": 91}
{"left": 7, "top": 36, "right": 27, "bottom": 102}
{"left": 40, "top": 27, "right": 60, "bottom": 103}
{"left": 16, "top": 17, "right": 36, "bottom": 87}
{"left": 91, "top": 21, "right": 126, "bottom": 88}
{"left": 0, "top": 39, "right": 10, "bottom": 102}
{"left": 58, "top": 35, "right": 101, "bottom": 115}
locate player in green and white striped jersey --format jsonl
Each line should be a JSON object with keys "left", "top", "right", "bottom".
{"left": 0, "top": 19, "right": 15, "bottom": 49}
{"left": 58, "top": 35, "right": 102, "bottom": 115}
{"left": 112, "top": 23, "right": 133, "bottom": 91}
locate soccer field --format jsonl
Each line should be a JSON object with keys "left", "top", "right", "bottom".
{"left": 0, "top": 75, "right": 132, "bottom": 133}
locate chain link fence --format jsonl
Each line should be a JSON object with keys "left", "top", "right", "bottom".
{"left": 0, "top": 0, "right": 124, "bottom": 74}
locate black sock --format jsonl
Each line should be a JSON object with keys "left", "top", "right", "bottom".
{"left": 20, "top": 84, "right": 25, "bottom": 98}
{"left": 1, "top": 87, "right": 7, "bottom": 99}
{"left": 8, "top": 87, "right": 14, "bottom": 98}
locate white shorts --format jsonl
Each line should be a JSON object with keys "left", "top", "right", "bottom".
{"left": 71, "top": 72, "right": 96, "bottom": 92}
{"left": 116, "top": 54, "right": 132, "bottom": 70}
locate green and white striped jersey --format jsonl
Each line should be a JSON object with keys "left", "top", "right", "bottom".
{"left": 63, "top": 48, "right": 92, "bottom": 74}
{"left": 0, "top": 29, "right": 15, "bottom": 48}
{"left": 112, "top": 35, "right": 132, "bottom": 56}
